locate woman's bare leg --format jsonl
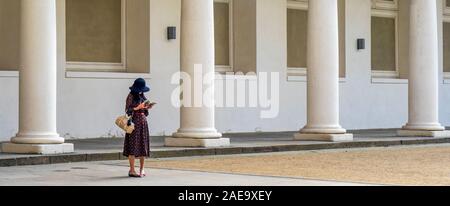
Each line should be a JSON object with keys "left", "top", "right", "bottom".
{"left": 128, "top": 155, "right": 136, "bottom": 174}
{"left": 139, "top": 157, "right": 146, "bottom": 176}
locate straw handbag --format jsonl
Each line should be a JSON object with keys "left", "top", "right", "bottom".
{"left": 115, "top": 115, "right": 135, "bottom": 134}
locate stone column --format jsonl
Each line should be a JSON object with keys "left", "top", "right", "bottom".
{"left": 398, "top": 0, "right": 450, "bottom": 137}
{"left": 165, "top": 0, "right": 229, "bottom": 147}
{"left": 294, "top": 0, "right": 353, "bottom": 142}
{"left": 1, "top": 0, "right": 73, "bottom": 154}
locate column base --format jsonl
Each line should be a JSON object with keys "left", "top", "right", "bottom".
{"left": 12, "top": 132, "right": 66, "bottom": 144}
{"left": 401, "top": 123, "right": 445, "bottom": 131}
{"left": 172, "top": 130, "right": 223, "bottom": 139}
{"left": 397, "top": 130, "right": 450, "bottom": 138}
{"left": 1, "top": 143, "right": 74, "bottom": 155}
{"left": 165, "top": 137, "right": 230, "bottom": 148}
{"left": 294, "top": 133, "right": 354, "bottom": 142}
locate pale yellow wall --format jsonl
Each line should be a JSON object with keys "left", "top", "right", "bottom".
{"left": 398, "top": 0, "right": 410, "bottom": 78}
{"left": 438, "top": 0, "right": 444, "bottom": 77}
{"left": 339, "top": 0, "right": 346, "bottom": 77}
{"left": 66, "top": 0, "right": 122, "bottom": 63}
{"left": 444, "top": 22, "right": 450, "bottom": 73}
{"left": 214, "top": 2, "right": 230, "bottom": 66}
{"left": 286, "top": 0, "right": 346, "bottom": 77}
{"left": 126, "top": 0, "right": 150, "bottom": 73}
{"left": 442, "top": 0, "right": 450, "bottom": 73}
{"left": 371, "top": 17, "right": 396, "bottom": 71}
{"left": 371, "top": 0, "right": 410, "bottom": 78}
{"left": 0, "top": 0, "right": 19, "bottom": 70}
{"left": 233, "top": 0, "right": 257, "bottom": 73}
{"left": 287, "top": 9, "right": 307, "bottom": 68}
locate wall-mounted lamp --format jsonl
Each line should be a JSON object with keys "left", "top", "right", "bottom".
{"left": 357, "top": 38, "right": 365, "bottom": 50}
{"left": 167, "top": 26, "right": 176, "bottom": 40}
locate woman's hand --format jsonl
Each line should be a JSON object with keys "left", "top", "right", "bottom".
{"left": 134, "top": 103, "right": 146, "bottom": 111}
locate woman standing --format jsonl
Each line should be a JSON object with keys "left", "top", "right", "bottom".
{"left": 124, "top": 78, "right": 153, "bottom": 178}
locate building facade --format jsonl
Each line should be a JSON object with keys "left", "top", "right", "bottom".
{"left": 1, "top": 0, "right": 450, "bottom": 152}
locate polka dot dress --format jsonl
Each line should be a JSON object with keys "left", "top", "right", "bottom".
{"left": 123, "top": 93, "right": 150, "bottom": 158}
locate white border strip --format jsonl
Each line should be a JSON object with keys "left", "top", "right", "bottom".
{"left": 371, "top": 78, "right": 408, "bottom": 84}
{"left": 66, "top": 71, "right": 151, "bottom": 79}
{"left": 0, "top": 71, "right": 19, "bottom": 78}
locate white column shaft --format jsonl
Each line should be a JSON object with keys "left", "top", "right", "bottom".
{"left": 301, "top": 0, "right": 345, "bottom": 134}
{"left": 403, "top": 0, "right": 444, "bottom": 131}
{"left": 174, "top": 0, "right": 221, "bottom": 139}
{"left": 12, "top": 0, "right": 64, "bottom": 144}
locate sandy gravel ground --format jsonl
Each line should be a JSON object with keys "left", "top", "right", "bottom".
{"left": 146, "top": 145, "right": 450, "bottom": 186}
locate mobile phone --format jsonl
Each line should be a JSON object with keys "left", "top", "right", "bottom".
{"left": 144, "top": 100, "right": 156, "bottom": 107}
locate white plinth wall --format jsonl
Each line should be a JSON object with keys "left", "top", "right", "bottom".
{"left": 1, "top": 0, "right": 73, "bottom": 154}
{"left": 294, "top": 0, "right": 353, "bottom": 142}
{"left": 165, "top": 0, "right": 230, "bottom": 147}
{"left": 397, "top": 0, "right": 450, "bottom": 138}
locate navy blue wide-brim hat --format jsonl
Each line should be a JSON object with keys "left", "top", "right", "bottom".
{"left": 129, "top": 78, "right": 150, "bottom": 93}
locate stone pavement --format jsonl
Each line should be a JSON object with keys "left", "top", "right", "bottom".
{"left": 0, "top": 159, "right": 373, "bottom": 186}
{"left": 2, "top": 129, "right": 450, "bottom": 167}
